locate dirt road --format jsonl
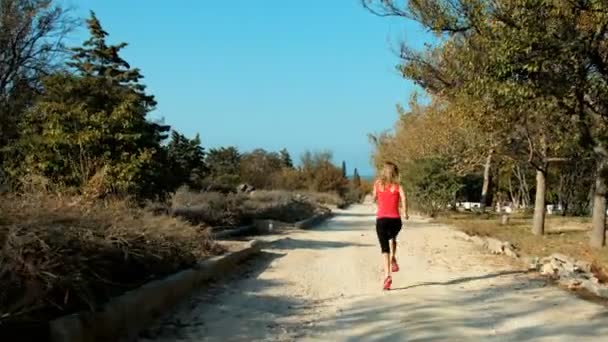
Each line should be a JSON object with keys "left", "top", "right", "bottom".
{"left": 139, "top": 204, "right": 608, "bottom": 341}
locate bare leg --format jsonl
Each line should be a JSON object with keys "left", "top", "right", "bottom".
{"left": 389, "top": 239, "right": 397, "bottom": 262}
{"left": 383, "top": 253, "right": 391, "bottom": 278}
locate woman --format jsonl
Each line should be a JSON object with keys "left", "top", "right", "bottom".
{"left": 373, "top": 161, "right": 409, "bottom": 290}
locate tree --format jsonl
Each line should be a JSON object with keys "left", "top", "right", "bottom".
{"left": 240, "top": 148, "right": 283, "bottom": 189}
{"left": 279, "top": 148, "right": 293, "bottom": 168}
{"left": 402, "top": 157, "right": 463, "bottom": 217}
{"left": 341, "top": 161, "right": 347, "bottom": 179}
{"left": 15, "top": 12, "right": 170, "bottom": 198}
{"left": 300, "top": 150, "right": 348, "bottom": 194}
{"left": 353, "top": 168, "right": 362, "bottom": 188}
{"left": 207, "top": 146, "right": 240, "bottom": 176}
{"left": 363, "top": 0, "right": 583, "bottom": 236}
{"left": 0, "top": 0, "right": 75, "bottom": 177}
{"left": 167, "top": 131, "right": 207, "bottom": 190}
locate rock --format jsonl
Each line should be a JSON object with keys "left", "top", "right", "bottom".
{"left": 549, "top": 257, "right": 567, "bottom": 274}
{"left": 452, "top": 231, "right": 471, "bottom": 241}
{"left": 470, "top": 236, "right": 486, "bottom": 247}
{"left": 560, "top": 277, "right": 583, "bottom": 290}
{"left": 236, "top": 183, "right": 255, "bottom": 194}
{"left": 503, "top": 243, "right": 519, "bottom": 258}
{"left": 486, "top": 238, "right": 504, "bottom": 254}
{"left": 585, "top": 282, "right": 608, "bottom": 299}
{"left": 574, "top": 260, "right": 592, "bottom": 274}
{"left": 526, "top": 256, "right": 541, "bottom": 271}
{"left": 541, "top": 263, "right": 557, "bottom": 277}
{"left": 550, "top": 253, "right": 576, "bottom": 266}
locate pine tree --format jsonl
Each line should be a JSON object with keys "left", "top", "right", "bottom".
{"left": 279, "top": 148, "right": 293, "bottom": 168}
{"left": 342, "top": 161, "right": 347, "bottom": 179}
{"left": 206, "top": 147, "right": 240, "bottom": 176}
{"left": 18, "top": 12, "right": 170, "bottom": 198}
{"left": 167, "top": 131, "right": 207, "bottom": 190}
{"left": 353, "top": 168, "right": 361, "bottom": 188}
{"left": 68, "top": 12, "right": 156, "bottom": 109}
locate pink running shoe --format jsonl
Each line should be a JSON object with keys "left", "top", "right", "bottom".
{"left": 383, "top": 276, "right": 392, "bottom": 290}
{"left": 391, "top": 258, "right": 400, "bottom": 273}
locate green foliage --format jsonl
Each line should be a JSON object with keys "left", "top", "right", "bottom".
{"left": 279, "top": 148, "right": 293, "bottom": 168}
{"left": 12, "top": 13, "right": 170, "bottom": 199}
{"left": 0, "top": 0, "right": 73, "bottom": 181}
{"left": 240, "top": 148, "right": 283, "bottom": 189}
{"left": 402, "top": 158, "right": 463, "bottom": 217}
{"left": 206, "top": 146, "right": 241, "bottom": 177}
{"left": 365, "top": 0, "right": 608, "bottom": 228}
{"left": 167, "top": 131, "right": 207, "bottom": 190}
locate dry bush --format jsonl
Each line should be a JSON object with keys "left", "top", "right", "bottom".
{"left": 170, "top": 187, "right": 248, "bottom": 227}
{"left": 0, "top": 192, "right": 222, "bottom": 330}
{"left": 298, "top": 191, "right": 344, "bottom": 207}
{"left": 170, "top": 188, "right": 333, "bottom": 226}
{"left": 272, "top": 168, "right": 306, "bottom": 191}
{"left": 247, "top": 190, "right": 295, "bottom": 204}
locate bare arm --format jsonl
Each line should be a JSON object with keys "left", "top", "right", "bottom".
{"left": 399, "top": 186, "right": 409, "bottom": 220}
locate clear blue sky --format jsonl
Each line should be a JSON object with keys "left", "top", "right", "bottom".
{"left": 66, "top": 0, "right": 432, "bottom": 176}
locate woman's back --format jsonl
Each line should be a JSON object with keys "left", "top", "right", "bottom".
{"left": 375, "top": 182, "right": 400, "bottom": 218}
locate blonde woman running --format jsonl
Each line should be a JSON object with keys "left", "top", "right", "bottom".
{"left": 373, "top": 161, "right": 409, "bottom": 290}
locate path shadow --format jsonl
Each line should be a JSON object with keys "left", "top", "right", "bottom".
{"left": 391, "top": 270, "right": 529, "bottom": 291}
{"left": 309, "top": 277, "right": 608, "bottom": 341}
{"left": 137, "top": 251, "right": 290, "bottom": 340}
{"left": 335, "top": 212, "right": 375, "bottom": 218}
{"left": 272, "top": 237, "right": 373, "bottom": 251}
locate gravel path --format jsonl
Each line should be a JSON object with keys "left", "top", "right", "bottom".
{"left": 139, "top": 204, "right": 608, "bottom": 341}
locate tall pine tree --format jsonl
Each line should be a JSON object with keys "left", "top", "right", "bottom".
{"left": 279, "top": 148, "right": 293, "bottom": 168}
{"left": 353, "top": 168, "right": 361, "bottom": 188}
{"left": 17, "top": 12, "right": 170, "bottom": 198}
{"left": 167, "top": 131, "right": 207, "bottom": 190}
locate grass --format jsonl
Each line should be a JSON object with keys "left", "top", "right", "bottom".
{"left": 0, "top": 192, "right": 223, "bottom": 333}
{"left": 435, "top": 212, "right": 608, "bottom": 281}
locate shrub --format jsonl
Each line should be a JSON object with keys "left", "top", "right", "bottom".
{"left": 170, "top": 188, "right": 248, "bottom": 226}
{"left": 272, "top": 168, "right": 306, "bottom": 190}
{"left": 0, "top": 193, "right": 222, "bottom": 331}
{"left": 402, "top": 158, "right": 462, "bottom": 217}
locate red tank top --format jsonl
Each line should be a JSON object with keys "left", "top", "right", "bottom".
{"left": 375, "top": 182, "right": 401, "bottom": 218}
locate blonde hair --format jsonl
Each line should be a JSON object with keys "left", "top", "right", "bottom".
{"left": 377, "top": 161, "right": 400, "bottom": 189}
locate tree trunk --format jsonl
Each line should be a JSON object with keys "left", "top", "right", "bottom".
{"left": 508, "top": 172, "right": 519, "bottom": 209}
{"left": 514, "top": 164, "right": 530, "bottom": 209}
{"left": 480, "top": 150, "right": 493, "bottom": 212}
{"left": 532, "top": 168, "right": 547, "bottom": 236}
{"left": 591, "top": 158, "right": 607, "bottom": 248}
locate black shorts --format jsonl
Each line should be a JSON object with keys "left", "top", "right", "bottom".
{"left": 376, "top": 217, "right": 402, "bottom": 253}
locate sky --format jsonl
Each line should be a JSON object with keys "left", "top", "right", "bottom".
{"left": 65, "top": 0, "right": 433, "bottom": 176}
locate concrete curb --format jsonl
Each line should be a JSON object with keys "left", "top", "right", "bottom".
{"left": 49, "top": 240, "right": 261, "bottom": 342}
{"left": 213, "top": 224, "right": 256, "bottom": 240}
{"left": 213, "top": 210, "right": 334, "bottom": 239}
{"left": 294, "top": 211, "right": 333, "bottom": 229}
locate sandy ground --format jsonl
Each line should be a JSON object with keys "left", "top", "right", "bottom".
{"left": 138, "top": 204, "right": 608, "bottom": 342}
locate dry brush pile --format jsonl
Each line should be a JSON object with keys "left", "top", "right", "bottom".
{"left": 0, "top": 193, "right": 223, "bottom": 331}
